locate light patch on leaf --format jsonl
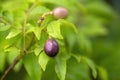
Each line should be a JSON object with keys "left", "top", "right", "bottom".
{"left": 34, "top": 47, "right": 43, "bottom": 56}
{"left": 23, "top": 54, "right": 42, "bottom": 80}
{"left": 0, "top": 24, "right": 11, "bottom": 31}
{"left": 71, "top": 53, "right": 81, "bottom": 62}
{"left": 26, "top": 24, "right": 42, "bottom": 40}
{"left": 6, "top": 29, "right": 21, "bottom": 39}
{"left": 30, "top": 6, "right": 50, "bottom": 15}
{"left": 97, "top": 66, "right": 108, "bottom": 80}
{"left": 82, "top": 57, "right": 97, "bottom": 78}
{"left": 26, "top": 23, "right": 34, "bottom": 33}
{"left": 59, "top": 19, "right": 78, "bottom": 34}
{"left": 33, "top": 26, "right": 42, "bottom": 40}
{"left": 55, "top": 57, "right": 67, "bottom": 80}
{"left": 38, "top": 52, "right": 50, "bottom": 71}
{"left": 47, "top": 21, "right": 63, "bottom": 39}
{"left": 0, "top": 52, "right": 6, "bottom": 72}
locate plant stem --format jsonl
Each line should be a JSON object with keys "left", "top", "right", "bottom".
{"left": 0, "top": 2, "right": 38, "bottom": 80}
{"left": 0, "top": 53, "right": 23, "bottom": 80}
{"left": 23, "top": 2, "right": 38, "bottom": 52}
{"left": 0, "top": 17, "right": 9, "bottom": 25}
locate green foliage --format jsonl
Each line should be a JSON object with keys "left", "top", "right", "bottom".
{"left": 23, "top": 53, "right": 42, "bottom": 80}
{"left": 0, "top": 0, "right": 118, "bottom": 80}
{"left": 47, "top": 20, "right": 63, "bottom": 39}
{"left": 66, "top": 58, "right": 90, "bottom": 80}
{"left": 6, "top": 28, "right": 21, "bottom": 39}
{"left": 0, "top": 24, "right": 11, "bottom": 31}
{"left": 38, "top": 51, "right": 50, "bottom": 71}
{"left": 81, "top": 56, "right": 97, "bottom": 78}
{"left": 97, "top": 66, "right": 108, "bottom": 80}
{"left": 0, "top": 52, "right": 6, "bottom": 72}
{"left": 55, "top": 56, "right": 67, "bottom": 80}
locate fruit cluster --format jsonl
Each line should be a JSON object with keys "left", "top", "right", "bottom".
{"left": 43, "top": 7, "right": 68, "bottom": 57}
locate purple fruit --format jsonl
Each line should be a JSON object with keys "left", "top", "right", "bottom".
{"left": 44, "top": 38, "right": 59, "bottom": 57}
{"left": 53, "top": 7, "right": 68, "bottom": 19}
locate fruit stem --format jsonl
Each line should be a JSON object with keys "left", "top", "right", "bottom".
{"left": 37, "top": 11, "right": 53, "bottom": 25}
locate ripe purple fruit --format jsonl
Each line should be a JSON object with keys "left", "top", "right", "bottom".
{"left": 53, "top": 7, "right": 68, "bottom": 19}
{"left": 44, "top": 38, "right": 59, "bottom": 57}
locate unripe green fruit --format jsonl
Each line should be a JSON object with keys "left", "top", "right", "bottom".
{"left": 44, "top": 38, "right": 59, "bottom": 57}
{"left": 53, "top": 7, "right": 68, "bottom": 19}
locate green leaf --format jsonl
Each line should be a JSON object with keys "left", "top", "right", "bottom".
{"left": 82, "top": 57, "right": 97, "bottom": 78}
{"left": 34, "top": 47, "right": 43, "bottom": 56}
{"left": 59, "top": 19, "right": 78, "bottom": 34}
{"left": 97, "top": 66, "right": 108, "bottom": 80}
{"left": 14, "top": 60, "right": 22, "bottom": 72}
{"left": 6, "top": 47, "right": 20, "bottom": 63}
{"left": 71, "top": 53, "right": 81, "bottom": 62}
{"left": 38, "top": 51, "right": 50, "bottom": 71}
{"left": 0, "top": 24, "right": 11, "bottom": 31}
{"left": 26, "top": 24, "right": 42, "bottom": 40}
{"left": 26, "top": 23, "right": 34, "bottom": 33}
{"left": 2, "top": 11, "right": 14, "bottom": 24}
{"left": 59, "top": 19, "right": 78, "bottom": 50}
{"left": 0, "top": 52, "right": 6, "bottom": 72}
{"left": 0, "top": 31, "right": 10, "bottom": 52}
{"left": 6, "top": 28, "right": 21, "bottom": 39}
{"left": 47, "top": 21, "right": 63, "bottom": 39}
{"left": 55, "top": 57, "right": 67, "bottom": 80}
{"left": 28, "top": 6, "right": 50, "bottom": 26}
{"left": 6, "top": 47, "right": 22, "bottom": 71}
{"left": 23, "top": 53, "right": 42, "bottom": 80}
{"left": 13, "top": 10, "right": 25, "bottom": 24}
{"left": 66, "top": 57, "right": 91, "bottom": 80}
{"left": 30, "top": 6, "right": 50, "bottom": 15}
{"left": 33, "top": 26, "right": 42, "bottom": 40}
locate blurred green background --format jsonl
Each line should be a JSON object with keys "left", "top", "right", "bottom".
{"left": 92, "top": 0, "right": 120, "bottom": 80}
{"left": 0, "top": 0, "right": 120, "bottom": 80}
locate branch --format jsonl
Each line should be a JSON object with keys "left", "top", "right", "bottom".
{"left": 0, "top": 53, "right": 23, "bottom": 80}
{"left": 0, "top": 2, "right": 38, "bottom": 80}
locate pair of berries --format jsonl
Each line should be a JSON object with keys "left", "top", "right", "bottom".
{"left": 44, "top": 7, "right": 68, "bottom": 57}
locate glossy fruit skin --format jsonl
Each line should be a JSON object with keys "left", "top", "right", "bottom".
{"left": 44, "top": 38, "right": 59, "bottom": 57}
{"left": 53, "top": 7, "right": 68, "bottom": 19}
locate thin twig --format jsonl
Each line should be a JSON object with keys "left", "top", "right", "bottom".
{"left": 0, "top": 17, "right": 9, "bottom": 25}
{"left": 37, "top": 11, "right": 53, "bottom": 25}
{"left": 23, "top": 2, "right": 38, "bottom": 52}
{"left": 0, "top": 2, "right": 38, "bottom": 80}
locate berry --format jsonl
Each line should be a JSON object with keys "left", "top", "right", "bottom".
{"left": 44, "top": 38, "right": 59, "bottom": 57}
{"left": 53, "top": 7, "right": 68, "bottom": 19}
